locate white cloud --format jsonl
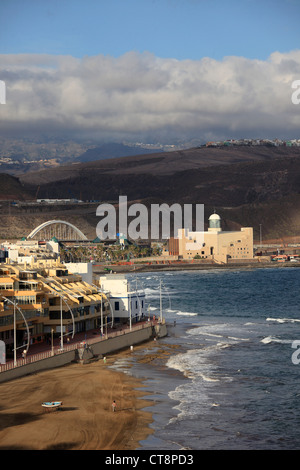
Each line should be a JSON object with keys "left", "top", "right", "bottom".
{"left": 0, "top": 50, "right": 300, "bottom": 142}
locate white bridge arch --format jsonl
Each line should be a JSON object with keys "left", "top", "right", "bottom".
{"left": 27, "top": 220, "right": 88, "bottom": 241}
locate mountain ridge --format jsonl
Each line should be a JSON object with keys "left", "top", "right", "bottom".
{"left": 1, "top": 144, "right": 300, "bottom": 240}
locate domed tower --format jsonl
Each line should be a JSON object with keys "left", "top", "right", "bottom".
{"left": 208, "top": 213, "right": 222, "bottom": 232}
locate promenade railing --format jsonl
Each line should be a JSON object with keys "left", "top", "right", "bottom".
{"left": 0, "top": 319, "right": 162, "bottom": 373}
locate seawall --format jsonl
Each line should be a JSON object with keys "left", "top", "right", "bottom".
{"left": 0, "top": 322, "right": 167, "bottom": 384}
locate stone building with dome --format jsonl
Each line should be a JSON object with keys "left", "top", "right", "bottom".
{"left": 167, "top": 213, "right": 253, "bottom": 263}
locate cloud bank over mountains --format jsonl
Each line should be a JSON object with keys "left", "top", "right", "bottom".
{"left": 1, "top": 50, "right": 300, "bottom": 143}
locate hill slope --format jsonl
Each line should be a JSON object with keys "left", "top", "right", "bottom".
{"left": 1, "top": 145, "right": 300, "bottom": 241}
{"left": 20, "top": 144, "right": 300, "bottom": 186}
{"left": 19, "top": 145, "right": 300, "bottom": 206}
{"left": 0, "top": 173, "right": 33, "bottom": 200}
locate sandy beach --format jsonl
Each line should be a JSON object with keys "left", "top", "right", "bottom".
{"left": 0, "top": 350, "right": 154, "bottom": 450}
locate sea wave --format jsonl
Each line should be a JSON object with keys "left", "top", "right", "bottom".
{"left": 166, "top": 342, "right": 232, "bottom": 379}
{"left": 186, "top": 326, "right": 249, "bottom": 343}
{"left": 177, "top": 311, "right": 198, "bottom": 317}
{"left": 261, "top": 335, "right": 293, "bottom": 344}
{"left": 266, "top": 317, "right": 300, "bottom": 324}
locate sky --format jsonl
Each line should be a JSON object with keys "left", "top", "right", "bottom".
{"left": 0, "top": 0, "right": 300, "bottom": 144}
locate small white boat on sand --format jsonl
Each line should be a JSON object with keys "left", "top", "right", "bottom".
{"left": 42, "top": 401, "right": 63, "bottom": 411}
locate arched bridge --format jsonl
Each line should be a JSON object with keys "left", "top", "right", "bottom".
{"left": 27, "top": 220, "right": 88, "bottom": 241}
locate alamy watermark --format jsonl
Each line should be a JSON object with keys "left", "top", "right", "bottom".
{"left": 291, "top": 340, "right": 300, "bottom": 364}
{"left": 96, "top": 196, "right": 204, "bottom": 243}
{"left": 291, "top": 80, "right": 300, "bottom": 105}
{"left": 0, "top": 80, "right": 6, "bottom": 104}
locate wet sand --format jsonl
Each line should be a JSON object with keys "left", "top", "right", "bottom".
{"left": 0, "top": 351, "right": 154, "bottom": 450}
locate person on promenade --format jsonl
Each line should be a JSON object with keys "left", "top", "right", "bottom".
{"left": 112, "top": 400, "right": 116, "bottom": 412}
{"left": 22, "top": 350, "right": 27, "bottom": 363}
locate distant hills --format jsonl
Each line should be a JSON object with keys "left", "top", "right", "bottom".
{"left": 19, "top": 143, "right": 300, "bottom": 187}
{"left": 0, "top": 173, "right": 33, "bottom": 200}
{"left": 76, "top": 142, "right": 162, "bottom": 163}
{"left": 0, "top": 139, "right": 169, "bottom": 174}
{"left": 1, "top": 143, "right": 300, "bottom": 241}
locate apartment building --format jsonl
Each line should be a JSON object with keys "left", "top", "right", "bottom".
{"left": 99, "top": 274, "right": 146, "bottom": 324}
{"left": 0, "top": 259, "right": 110, "bottom": 356}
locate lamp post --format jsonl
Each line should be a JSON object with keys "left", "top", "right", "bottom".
{"left": 49, "top": 290, "right": 75, "bottom": 351}
{"left": 60, "top": 295, "right": 63, "bottom": 350}
{"left": 129, "top": 291, "right": 132, "bottom": 331}
{"left": 160, "top": 279, "right": 162, "bottom": 323}
{"left": 100, "top": 295, "right": 103, "bottom": 336}
{"left": 13, "top": 301, "right": 16, "bottom": 366}
{"left": 259, "top": 224, "right": 262, "bottom": 248}
{"left": 1, "top": 296, "right": 30, "bottom": 367}
{"left": 91, "top": 283, "right": 114, "bottom": 334}
{"left": 51, "top": 328, "right": 54, "bottom": 356}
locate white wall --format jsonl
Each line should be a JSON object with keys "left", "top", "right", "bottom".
{"left": 65, "top": 262, "right": 93, "bottom": 284}
{"left": 99, "top": 275, "right": 146, "bottom": 321}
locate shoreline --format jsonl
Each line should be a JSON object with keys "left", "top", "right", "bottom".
{"left": 93, "top": 261, "right": 300, "bottom": 275}
{"left": 0, "top": 347, "right": 156, "bottom": 450}
{"left": 109, "top": 324, "right": 189, "bottom": 450}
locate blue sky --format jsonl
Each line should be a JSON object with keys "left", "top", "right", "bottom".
{"left": 1, "top": 0, "right": 300, "bottom": 61}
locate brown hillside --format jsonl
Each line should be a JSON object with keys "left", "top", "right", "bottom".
{"left": 20, "top": 152, "right": 300, "bottom": 207}
{"left": 1, "top": 145, "right": 300, "bottom": 241}
{"left": 20, "top": 145, "right": 300, "bottom": 185}
{"left": 0, "top": 173, "right": 34, "bottom": 200}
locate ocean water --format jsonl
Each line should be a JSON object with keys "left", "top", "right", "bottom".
{"left": 112, "top": 267, "right": 300, "bottom": 450}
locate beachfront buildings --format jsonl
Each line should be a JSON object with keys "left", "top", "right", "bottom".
{"left": 0, "top": 239, "right": 59, "bottom": 264}
{"left": 99, "top": 274, "right": 146, "bottom": 324}
{"left": 0, "top": 258, "right": 110, "bottom": 356}
{"left": 167, "top": 213, "right": 253, "bottom": 263}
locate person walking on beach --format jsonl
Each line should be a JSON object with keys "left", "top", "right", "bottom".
{"left": 112, "top": 400, "right": 116, "bottom": 412}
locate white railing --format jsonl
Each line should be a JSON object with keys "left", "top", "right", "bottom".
{"left": 0, "top": 320, "right": 158, "bottom": 373}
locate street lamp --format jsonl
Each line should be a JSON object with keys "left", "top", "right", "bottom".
{"left": 259, "top": 223, "right": 262, "bottom": 248}
{"left": 1, "top": 295, "right": 30, "bottom": 366}
{"left": 129, "top": 291, "right": 132, "bottom": 331}
{"left": 51, "top": 328, "right": 54, "bottom": 356}
{"left": 100, "top": 294, "right": 103, "bottom": 336}
{"left": 91, "top": 283, "right": 114, "bottom": 333}
{"left": 160, "top": 280, "right": 162, "bottom": 323}
{"left": 49, "top": 290, "right": 75, "bottom": 351}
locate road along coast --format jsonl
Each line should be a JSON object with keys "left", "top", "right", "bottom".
{"left": 93, "top": 260, "right": 300, "bottom": 275}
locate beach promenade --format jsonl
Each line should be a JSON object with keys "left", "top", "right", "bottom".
{"left": 0, "top": 318, "right": 167, "bottom": 383}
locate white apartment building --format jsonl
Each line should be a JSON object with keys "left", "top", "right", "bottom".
{"left": 99, "top": 274, "right": 146, "bottom": 324}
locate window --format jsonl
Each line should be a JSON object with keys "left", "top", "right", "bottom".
{"left": 14, "top": 295, "right": 35, "bottom": 304}
{"left": 0, "top": 283, "right": 13, "bottom": 290}
{"left": 115, "top": 301, "right": 120, "bottom": 311}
